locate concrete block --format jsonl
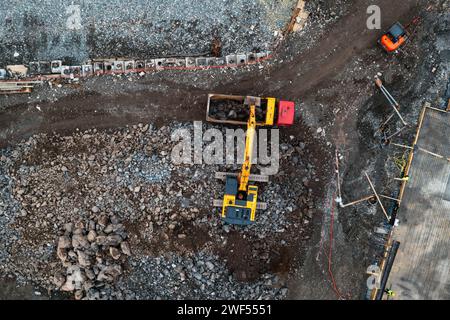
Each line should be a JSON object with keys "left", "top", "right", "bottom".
{"left": 225, "top": 55, "right": 237, "bottom": 65}
{"left": 162, "top": 58, "right": 185, "bottom": 67}
{"left": 236, "top": 54, "right": 247, "bottom": 65}
{"left": 82, "top": 65, "right": 93, "bottom": 77}
{"left": 185, "top": 57, "right": 196, "bottom": 67}
{"left": 71, "top": 66, "right": 81, "bottom": 77}
{"left": 154, "top": 59, "right": 165, "bottom": 70}
{"left": 39, "top": 61, "right": 51, "bottom": 74}
{"left": 93, "top": 62, "right": 104, "bottom": 74}
{"left": 61, "top": 66, "right": 81, "bottom": 77}
{"left": 29, "top": 62, "right": 40, "bottom": 75}
{"left": 247, "top": 53, "right": 257, "bottom": 64}
{"left": 196, "top": 57, "right": 207, "bottom": 66}
{"left": 216, "top": 57, "right": 226, "bottom": 65}
{"left": 206, "top": 58, "right": 217, "bottom": 66}
{"left": 145, "top": 59, "right": 155, "bottom": 69}
{"left": 135, "top": 60, "right": 145, "bottom": 69}
{"left": 112, "top": 61, "right": 124, "bottom": 72}
{"left": 0, "top": 69, "right": 7, "bottom": 79}
{"left": 256, "top": 52, "right": 268, "bottom": 60}
{"left": 51, "top": 60, "right": 62, "bottom": 74}
{"left": 124, "top": 60, "right": 135, "bottom": 72}
{"left": 6, "top": 65, "right": 28, "bottom": 77}
{"left": 175, "top": 58, "right": 186, "bottom": 67}
{"left": 61, "top": 66, "right": 71, "bottom": 76}
{"left": 104, "top": 61, "right": 113, "bottom": 73}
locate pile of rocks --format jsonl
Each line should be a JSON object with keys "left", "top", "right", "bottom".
{"left": 0, "top": 120, "right": 317, "bottom": 299}
{"left": 117, "top": 251, "right": 288, "bottom": 300}
{"left": 54, "top": 216, "right": 131, "bottom": 300}
{"left": 0, "top": 0, "right": 294, "bottom": 65}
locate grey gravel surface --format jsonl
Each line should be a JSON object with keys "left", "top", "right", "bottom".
{"left": 0, "top": 0, "right": 295, "bottom": 65}
{"left": 0, "top": 121, "right": 317, "bottom": 299}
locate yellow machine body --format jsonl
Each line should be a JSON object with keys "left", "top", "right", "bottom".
{"left": 207, "top": 94, "right": 294, "bottom": 225}
{"left": 265, "top": 97, "right": 276, "bottom": 125}
{"left": 221, "top": 185, "right": 258, "bottom": 224}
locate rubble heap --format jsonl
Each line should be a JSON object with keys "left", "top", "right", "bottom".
{"left": 0, "top": 121, "right": 320, "bottom": 299}
{"left": 54, "top": 216, "right": 131, "bottom": 300}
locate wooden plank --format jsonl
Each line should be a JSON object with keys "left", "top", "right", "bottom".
{"left": 365, "top": 172, "right": 390, "bottom": 221}
{"left": 425, "top": 104, "right": 448, "bottom": 113}
{"left": 398, "top": 103, "right": 428, "bottom": 201}
{"left": 340, "top": 195, "right": 374, "bottom": 208}
{"left": 380, "top": 194, "right": 401, "bottom": 203}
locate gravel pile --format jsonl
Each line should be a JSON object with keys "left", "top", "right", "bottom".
{"left": 0, "top": 120, "right": 317, "bottom": 299}
{"left": 0, "top": 0, "right": 295, "bottom": 65}
{"left": 118, "top": 252, "right": 287, "bottom": 300}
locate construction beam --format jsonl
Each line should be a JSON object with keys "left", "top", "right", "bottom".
{"left": 340, "top": 193, "right": 400, "bottom": 208}
{"left": 390, "top": 142, "right": 413, "bottom": 150}
{"left": 379, "top": 194, "right": 401, "bottom": 203}
{"left": 215, "top": 172, "right": 269, "bottom": 182}
{"left": 417, "top": 146, "right": 450, "bottom": 162}
{"left": 340, "top": 195, "right": 374, "bottom": 208}
{"left": 398, "top": 103, "right": 428, "bottom": 201}
{"left": 375, "top": 78, "right": 407, "bottom": 126}
{"left": 386, "top": 125, "right": 408, "bottom": 140}
{"left": 365, "top": 172, "right": 390, "bottom": 221}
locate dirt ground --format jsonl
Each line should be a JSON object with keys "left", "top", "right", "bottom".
{"left": 1, "top": 0, "right": 449, "bottom": 299}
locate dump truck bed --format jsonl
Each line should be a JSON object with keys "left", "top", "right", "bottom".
{"left": 206, "top": 93, "right": 269, "bottom": 126}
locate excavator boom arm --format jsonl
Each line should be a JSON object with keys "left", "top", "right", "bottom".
{"left": 207, "top": 94, "right": 294, "bottom": 225}
{"left": 238, "top": 104, "right": 256, "bottom": 192}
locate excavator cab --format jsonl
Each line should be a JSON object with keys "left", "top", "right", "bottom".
{"left": 222, "top": 176, "right": 258, "bottom": 225}
{"left": 207, "top": 94, "right": 294, "bottom": 225}
{"left": 379, "top": 22, "right": 408, "bottom": 53}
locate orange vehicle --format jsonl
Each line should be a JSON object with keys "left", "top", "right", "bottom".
{"left": 379, "top": 22, "right": 408, "bottom": 53}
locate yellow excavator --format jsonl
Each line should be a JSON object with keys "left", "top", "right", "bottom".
{"left": 206, "top": 94, "right": 295, "bottom": 225}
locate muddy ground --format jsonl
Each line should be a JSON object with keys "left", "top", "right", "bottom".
{"left": 1, "top": 0, "right": 449, "bottom": 299}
